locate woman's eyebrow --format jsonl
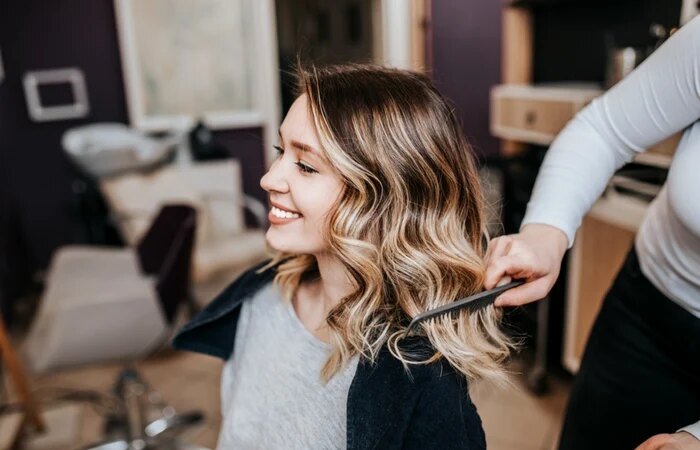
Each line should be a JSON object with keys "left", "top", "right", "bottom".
{"left": 290, "top": 140, "right": 320, "bottom": 157}
{"left": 279, "top": 129, "right": 323, "bottom": 158}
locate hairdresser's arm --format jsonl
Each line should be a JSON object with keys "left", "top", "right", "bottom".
{"left": 485, "top": 15, "right": 700, "bottom": 306}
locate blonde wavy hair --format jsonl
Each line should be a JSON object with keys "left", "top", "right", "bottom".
{"left": 260, "top": 63, "right": 513, "bottom": 384}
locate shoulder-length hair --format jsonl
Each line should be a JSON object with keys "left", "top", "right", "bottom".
{"left": 260, "top": 63, "right": 512, "bottom": 383}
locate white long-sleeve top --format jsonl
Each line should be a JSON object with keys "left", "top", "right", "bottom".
{"left": 521, "top": 15, "right": 700, "bottom": 439}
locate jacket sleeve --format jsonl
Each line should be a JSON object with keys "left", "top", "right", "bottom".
{"left": 171, "top": 258, "right": 273, "bottom": 359}
{"left": 402, "top": 368, "right": 486, "bottom": 450}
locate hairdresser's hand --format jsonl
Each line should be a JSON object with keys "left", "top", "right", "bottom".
{"left": 635, "top": 432, "right": 700, "bottom": 450}
{"left": 484, "top": 224, "right": 568, "bottom": 307}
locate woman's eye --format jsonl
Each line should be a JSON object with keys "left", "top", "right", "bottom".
{"left": 295, "top": 162, "right": 318, "bottom": 174}
{"left": 274, "top": 145, "right": 317, "bottom": 174}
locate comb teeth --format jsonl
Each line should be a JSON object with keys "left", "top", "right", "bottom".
{"left": 401, "top": 280, "right": 525, "bottom": 339}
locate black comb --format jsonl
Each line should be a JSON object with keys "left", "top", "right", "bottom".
{"left": 402, "top": 279, "right": 525, "bottom": 338}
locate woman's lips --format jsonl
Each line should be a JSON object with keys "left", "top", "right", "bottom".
{"left": 268, "top": 206, "right": 302, "bottom": 225}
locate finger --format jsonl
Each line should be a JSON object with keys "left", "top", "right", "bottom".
{"left": 484, "top": 253, "right": 536, "bottom": 289}
{"left": 634, "top": 440, "right": 652, "bottom": 450}
{"left": 634, "top": 434, "right": 671, "bottom": 450}
{"left": 494, "top": 276, "right": 552, "bottom": 307}
{"left": 496, "top": 275, "right": 512, "bottom": 287}
{"left": 484, "top": 256, "right": 510, "bottom": 289}
{"left": 483, "top": 261, "right": 507, "bottom": 290}
{"left": 485, "top": 236, "right": 512, "bottom": 267}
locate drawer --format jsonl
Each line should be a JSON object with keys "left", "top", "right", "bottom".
{"left": 490, "top": 84, "right": 603, "bottom": 146}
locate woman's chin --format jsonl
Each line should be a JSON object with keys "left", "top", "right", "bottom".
{"left": 265, "top": 231, "right": 298, "bottom": 254}
{"left": 265, "top": 230, "right": 322, "bottom": 255}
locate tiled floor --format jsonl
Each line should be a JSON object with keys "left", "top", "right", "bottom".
{"left": 5, "top": 351, "right": 225, "bottom": 449}
{"left": 470, "top": 364, "right": 570, "bottom": 450}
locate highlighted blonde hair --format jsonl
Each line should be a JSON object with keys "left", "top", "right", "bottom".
{"left": 261, "top": 64, "right": 513, "bottom": 383}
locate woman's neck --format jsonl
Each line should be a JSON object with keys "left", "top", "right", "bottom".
{"left": 294, "top": 252, "right": 354, "bottom": 342}
{"left": 314, "top": 252, "right": 354, "bottom": 313}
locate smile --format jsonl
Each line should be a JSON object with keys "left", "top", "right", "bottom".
{"left": 271, "top": 206, "right": 300, "bottom": 218}
{"left": 268, "top": 206, "right": 302, "bottom": 224}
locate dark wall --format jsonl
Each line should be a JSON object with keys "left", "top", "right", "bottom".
{"left": 532, "top": 0, "right": 682, "bottom": 83}
{"left": 0, "top": 1, "right": 266, "bottom": 303}
{"left": 0, "top": 0, "right": 129, "bottom": 274}
{"left": 430, "top": 0, "right": 502, "bottom": 160}
{"left": 213, "top": 128, "right": 267, "bottom": 208}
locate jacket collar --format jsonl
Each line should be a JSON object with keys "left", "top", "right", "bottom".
{"left": 171, "top": 259, "right": 277, "bottom": 359}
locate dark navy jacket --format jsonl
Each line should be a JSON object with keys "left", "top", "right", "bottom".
{"left": 171, "top": 260, "right": 486, "bottom": 449}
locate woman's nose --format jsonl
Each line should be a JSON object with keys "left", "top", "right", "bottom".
{"left": 260, "top": 161, "right": 289, "bottom": 193}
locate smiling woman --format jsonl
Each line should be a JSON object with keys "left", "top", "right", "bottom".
{"left": 261, "top": 64, "right": 512, "bottom": 383}
{"left": 260, "top": 94, "right": 345, "bottom": 257}
{"left": 173, "top": 63, "right": 511, "bottom": 449}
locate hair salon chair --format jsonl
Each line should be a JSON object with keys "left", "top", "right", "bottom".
{"left": 99, "top": 159, "right": 269, "bottom": 285}
{"left": 22, "top": 204, "right": 197, "bottom": 373}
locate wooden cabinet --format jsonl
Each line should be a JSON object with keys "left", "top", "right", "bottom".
{"left": 562, "top": 191, "right": 648, "bottom": 372}
{"left": 490, "top": 84, "right": 602, "bottom": 146}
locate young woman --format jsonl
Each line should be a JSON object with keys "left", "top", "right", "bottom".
{"left": 173, "top": 64, "right": 512, "bottom": 449}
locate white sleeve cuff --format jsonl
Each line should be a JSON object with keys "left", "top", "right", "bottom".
{"left": 678, "top": 420, "right": 700, "bottom": 441}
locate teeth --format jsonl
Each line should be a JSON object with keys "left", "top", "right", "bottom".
{"left": 271, "top": 206, "right": 300, "bottom": 219}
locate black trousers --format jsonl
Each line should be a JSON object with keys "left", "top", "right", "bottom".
{"left": 559, "top": 248, "right": 700, "bottom": 450}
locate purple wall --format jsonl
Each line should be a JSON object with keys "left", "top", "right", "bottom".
{"left": 0, "top": 1, "right": 129, "bottom": 271}
{"left": 0, "top": 1, "right": 266, "bottom": 302}
{"left": 430, "top": 0, "right": 502, "bottom": 160}
{"left": 213, "top": 129, "right": 268, "bottom": 208}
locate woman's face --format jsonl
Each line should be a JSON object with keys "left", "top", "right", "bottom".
{"left": 260, "top": 95, "right": 344, "bottom": 255}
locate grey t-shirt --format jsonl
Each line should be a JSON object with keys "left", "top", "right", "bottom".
{"left": 217, "top": 281, "right": 359, "bottom": 450}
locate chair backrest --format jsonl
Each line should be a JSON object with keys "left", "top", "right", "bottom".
{"left": 99, "top": 160, "right": 246, "bottom": 247}
{"left": 136, "top": 205, "right": 196, "bottom": 324}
